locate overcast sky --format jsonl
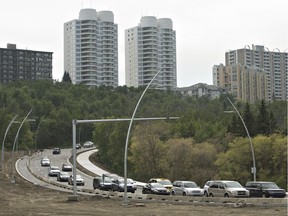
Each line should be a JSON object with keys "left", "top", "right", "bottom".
{"left": 1, "top": 0, "right": 287, "bottom": 87}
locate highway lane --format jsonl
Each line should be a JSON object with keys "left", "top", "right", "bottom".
{"left": 17, "top": 147, "right": 143, "bottom": 195}
{"left": 29, "top": 148, "right": 94, "bottom": 190}
{"left": 16, "top": 155, "right": 72, "bottom": 192}
{"left": 16, "top": 149, "right": 288, "bottom": 207}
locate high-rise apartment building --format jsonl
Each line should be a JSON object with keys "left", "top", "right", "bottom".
{"left": 224, "top": 45, "right": 287, "bottom": 101}
{"left": 64, "top": 8, "right": 118, "bottom": 87}
{"left": 125, "top": 16, "right": 177, "bottom": 90}
{"left": 0, "top": 44, "right": 53, "bottom": 84}
{"left": 213, "top": 64, "right": 268, "bottom": 102}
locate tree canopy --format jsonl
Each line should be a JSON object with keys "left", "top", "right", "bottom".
{"left": 0, "top": 80, "right": 286, "bottom": 189}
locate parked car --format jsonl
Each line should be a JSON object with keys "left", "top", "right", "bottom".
{"left": 48, "top": 165, "right": 61, "bottom": 177}
{"left": 57, "top": 172, "right": 70, "bottom": 182}
{"left": 75, "top": 143, "right": 81, "bottom": 149}
{"left": 171, "top": 181, "right": 204, "bottom": 196}
{"left": 41, "top": 158, "right": 51, "bottom": 167}
{"left": 208, "top": 180, "right": 249, "bottom": 198}
{"left": 68, "top": 174, "right": 85, "bottom": 186}
{"left": 203, "top": 181, "right": 212, "bottom": 197}
{"left": 93, "top": 176, "right": 113, "bottom": 190}
{"left": 148, "top": 178, "right": 173, "bottom": 191}
{"left": 245, "top": 181, "right": 286, "bottom": 198}
{"left": 142, "top": 183, "right": 170, "bottom": 195}
{"left": 111, "top": 178, "right": 137, "bottom": 193}
{"left": 52, "top": 148, "right": 61, "bottom": 154}
{"left": 62, "top": 163, "right": 72, "bottom": 171}
{"left": 83, "top": 141, "right": 94, "bottom": 148}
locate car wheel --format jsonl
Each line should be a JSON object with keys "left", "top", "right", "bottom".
{"left": 171, "top": 191, "right": 175, "bottom": 196}
{"left": 224, "top": 193, "right": 229, "bottom": 198}
{"left": 209, "top": 193, "right": 214, "bottom": 197}
{"left": 262, "top": 193, "right": 267, "bottom": 198}
{"left": 183, "top": 192, "right": 187, "bottom": 196}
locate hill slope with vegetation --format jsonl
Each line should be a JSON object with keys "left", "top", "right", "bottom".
{"left": 0, "top": 80, "right": 286, "bottom": 189}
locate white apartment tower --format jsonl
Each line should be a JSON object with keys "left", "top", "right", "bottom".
{"left": 64, "top": 9, "right": 118, "bottom": 87}
{"left": 125, "top": 16, "right": 177, "bottom": 90}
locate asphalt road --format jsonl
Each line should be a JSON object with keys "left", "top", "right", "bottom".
{"left": 17, "top": 148, "right": 143, "bottom": 194}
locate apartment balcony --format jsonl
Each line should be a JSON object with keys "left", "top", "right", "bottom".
{"left": 97, "top": 74, "right": 115, "bottom": 80}
{"left": 81, "top": 67, "right": 97, "bottom": 72}
{"left": 81, "top": 31, "right": 97, "bottom": 36}
{"left": 101, "top": 29, "right": 115, "bottom": 34}
{"left": 142, "top": 59, "right": 158, "bottom": 63}
{"left": 81, "top": 39, "right": 97, "bottom": 44}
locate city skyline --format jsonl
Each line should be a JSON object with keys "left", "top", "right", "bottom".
{"left": 0, "top": 0, "right": 287, "bottom": 87}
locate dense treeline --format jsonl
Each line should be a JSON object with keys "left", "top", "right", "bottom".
{"left": 0, "top": 80, "right": 287, "bottom": 189}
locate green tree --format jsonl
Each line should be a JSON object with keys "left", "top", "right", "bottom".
{"left": 62, "top": 71, "right": 72, "bottom": 83}
{"left": 256, "top": 100, "right": 270, "bottom": 135}
{"left": 166, "top": 138, "right": 217, "bottom": 186}
{"left": 129, "top": 122, "right": 171, "bottom": 181}
{"left": 215, "top": 134, "right": 287, "bottom": 189}
{"left": 243, "top": 102, "right": 255, "bottom": 137}
{"left": 214, "top": 137, "right": 252, "bottom": 185}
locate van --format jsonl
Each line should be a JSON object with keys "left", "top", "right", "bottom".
{"left": 208, "top": 180, "right": 249, "bottom": 198}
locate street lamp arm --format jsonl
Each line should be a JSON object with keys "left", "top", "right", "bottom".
{"left": 34, "top": 116, "right": 46, "bottom": 151}
{"left": 123, "top": 69, "right": 161, "bottom": 204}
{"left": 11, "top": 110, "right": 32, "bottom": 183}
{"left": 1, "top": 115, "right": 19, "bottom": 171}
{"left": 226, "top": 97, "right": 256, "bottom": 181}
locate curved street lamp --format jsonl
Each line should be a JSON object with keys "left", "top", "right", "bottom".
{"left": 34, "top": 116, "right": 46, "bottom": 151}
{"left": 11, "top": 110, "right": 32, "bottom": 183}
{"left": 226, "top": 97, "right": 256, "bottom": 181}
{"left": 123, "top": 69, "right": 162, "bottom": 204}
{"left": 1, "top": 114, "right": 18, "bottom": 172}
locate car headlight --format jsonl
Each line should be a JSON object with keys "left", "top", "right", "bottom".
{"left": 230, "top": 190, "right": 237, "bottom": 195}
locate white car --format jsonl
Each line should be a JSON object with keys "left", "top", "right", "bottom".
{"left": 48, "top": 165, "right": 61, "bottom": 176}
{"left": 171, "top": 181, "right": 204, "bottom": 196}
{"left": 203, "top": 180, "right": 212, "bottom": 197}
{"left": 83, "top": 141, "right": 94, "bottom": 148}
{"left": 41, "top": 158, "right": 51, "bottom": 167}
{"left": 68, "top": 174, "right": 85, "bottom": 186}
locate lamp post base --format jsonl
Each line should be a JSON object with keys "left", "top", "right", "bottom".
{"left": 68, "top": 195, "right": 79, "bottom": 202}
{"left": 11, "top": 175, "right": 16, "bottom": 184}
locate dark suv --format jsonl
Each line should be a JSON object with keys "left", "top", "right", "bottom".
{"left": 245, "top": 181, "right": 286, "bottom": 198}
{"left": 93, "top": 176, "right": 112, "bottom": 190}
{"left": 52, "top": 148, "right": 61, "bottom": 154}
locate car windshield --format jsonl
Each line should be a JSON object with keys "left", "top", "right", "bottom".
{"left": 118, "top": 178, "right": 133, "bottom": 184}
{"left": 158, "top": 180, "right": 172, "bottom": 185}
{"left": 224, "top": 181, "right": 243, "bottom": 188}
{"left": 50, "top": 166, "right": 59, "bottom": 170}
{"left": 151, "top": 183, "right": 165, "bottom": 188}
{"left": 103, "top": 177, "right": 112, "bottom": 183}
{"left": 261, "top": 182, "right": 279, "bottom": 189}
{"left": 184, "top": 182, "right": 198, "bottom": 188}
{"left": 60, "top": 172, "right": 69, "bottom": 175}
